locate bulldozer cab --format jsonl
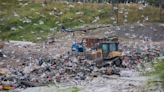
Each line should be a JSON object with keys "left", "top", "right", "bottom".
{"left": 99, "top": 42, "right": 119, "bottom": 59}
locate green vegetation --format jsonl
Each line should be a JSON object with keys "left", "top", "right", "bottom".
{"left": 72, "top": 87, "right": 80, "bottom": 92}
{"left": 0, "top": 1, "right": 163, "bottom": 42}
{"left": 150, "top": 59, "right": 164, "bottom": 84}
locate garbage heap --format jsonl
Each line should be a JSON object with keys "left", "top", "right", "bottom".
{"left": 0, "top": 40, "right": 161, "bottom": 91}
{"left": 120, "top": 41, "right": 160, "bottom": 68}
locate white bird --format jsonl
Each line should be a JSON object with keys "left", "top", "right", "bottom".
{"left": 39, "top": 20, "right": 44, "bottom": 25}
{"left": 13, "top": 12, "right": 19, "bottom": 17}
{"left": 144, "top": 16, "right": 149, "bottom": 21}
{"left": 92, "top": 16, "right": 100, "bottom": 23}
{"left": 68, "top": 5, "right": 74, "bottom": 8}
{"left": 110, "top": 17, "right": 115, "bottom": 20}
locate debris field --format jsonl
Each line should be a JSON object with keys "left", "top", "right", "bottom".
{"left": 0, "top": 23, "right": 163, "bottom": 91}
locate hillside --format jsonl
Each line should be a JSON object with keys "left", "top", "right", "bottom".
{"left": 0, "top": 1, "right": 163, "bottom": 42}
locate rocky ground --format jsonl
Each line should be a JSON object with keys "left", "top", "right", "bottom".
{"left": 0, "top": 23, "right": 164, "bottom": 92}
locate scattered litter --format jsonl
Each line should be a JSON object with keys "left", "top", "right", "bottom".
{"left": 0, "top": 23, "right": 162, "bottom": 91}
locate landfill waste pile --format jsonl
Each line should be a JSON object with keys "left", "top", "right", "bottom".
{"left": 0, "top": 42, "right": 159, "bottom": 90}
{"left": 0, "top": 23, "right": 163, "bottom": 91}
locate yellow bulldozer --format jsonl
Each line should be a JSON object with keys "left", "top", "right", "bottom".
{"left": 85, "top": 41, "right": 122, "bottom": 67}
{"left": 72, "top": 37, "right": 123, "bottom": 67}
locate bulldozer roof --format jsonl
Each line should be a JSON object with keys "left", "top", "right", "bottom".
{"left": 99, "top": 41, "right": 119, "bottom": 44}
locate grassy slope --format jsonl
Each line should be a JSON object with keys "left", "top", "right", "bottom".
{"left": 0, "top": 1, "right": 163, "bottom": 42}
{"left": 146, "top": 59, "right": 164, "bottom": 91}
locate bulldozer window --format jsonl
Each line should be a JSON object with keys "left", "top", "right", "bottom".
{"left": 109, "top": 43, "right": 117, "bottom": 52}
{"left": 102, "top": 44, "right": 109, "bottom": 53}
{"left": 101, "top": 43, "right": 118, "bottom": 53}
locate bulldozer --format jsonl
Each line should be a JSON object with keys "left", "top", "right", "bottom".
{"left": 71, "top": 37, "right": 123, "bottom": 67}
{"left": 92, "top": 41, "right": 122, "bottom": 67}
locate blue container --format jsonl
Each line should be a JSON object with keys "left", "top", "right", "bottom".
{"left": 160, "top": 52, "right": 164, "bottom": 57}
